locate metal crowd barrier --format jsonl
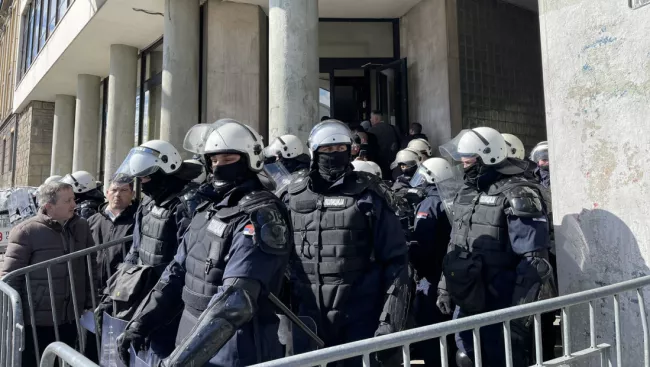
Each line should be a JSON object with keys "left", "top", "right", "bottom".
{"left": 39, "top": 342, "right": 96, "bottom": 367}
{"left": 0, "top": 235, "right": 132, "bottom": 367}
{"left": 252, "top": 274, "right": 650, "bottom": 367}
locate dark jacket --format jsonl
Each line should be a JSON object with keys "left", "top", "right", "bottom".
{"left": 368, "top": 122, "right": 402, "bottom": 180}
{"left": 87, "top": 201, "right": 138, "bottom": 290}
{"left": 401, "top": 133, "right": 429, "bottom": 148}
{"left": 1, "top": 211, "right": 95, "bottom": 326}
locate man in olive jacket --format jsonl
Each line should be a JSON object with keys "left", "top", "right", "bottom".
{"left": 1, "top": 181, "right": 95, "bottom": 367}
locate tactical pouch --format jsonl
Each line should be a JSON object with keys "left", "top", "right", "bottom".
{"left": 442, "top": 248, "right": 486, "bottom": 314}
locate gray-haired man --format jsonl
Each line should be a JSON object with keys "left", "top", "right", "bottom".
{"left": 1, "top": 181, "right": 95, "bottom": 367}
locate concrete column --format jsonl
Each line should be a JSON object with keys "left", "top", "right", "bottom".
{"left": 160, "top": 0, "right": 200, "bottom": 155}
{"left": 268, "top": 0, "right": 319, "bottom": 143}
{"left": 147, "top": 51, "right": 163, "bottom": 141}
{"left": 202, "top": 1, "right": 268, "bottom": 138}
{"left": 104, "top": 44, "right": 138, "bottom": 188}
{"left": 539, "top": 0, "right": 650, "bottom": 364}
{"left": 72, "top": 75, "right": 101, "bottom": 174}
{"left": 51, "top": 95, "right": 75, "bottom": 176}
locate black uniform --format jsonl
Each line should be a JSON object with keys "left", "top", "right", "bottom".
{"left": 74, "top": 189, "right": 106, "bottom": 219}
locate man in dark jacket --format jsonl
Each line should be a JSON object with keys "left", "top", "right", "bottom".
{"left": 87, "top": 178, "right": 137, "bottom": 291}
{"left": 368, "top": 110, "right": 402, "bottom": 180}
{"left": 402, "top": 122, "right": 429, "bottom": 148}
{"left": 1, "top": 181, "right": 95, "bottom": 367}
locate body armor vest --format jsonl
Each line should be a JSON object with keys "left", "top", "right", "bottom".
{"left": 288, "top": 174, "right": 376, "bottom": 327}
{"left": 450, "top": 179, "right": 519, "bottom": 270}
{"left": 138, "top": 195, "right": 183, "bottom": 268}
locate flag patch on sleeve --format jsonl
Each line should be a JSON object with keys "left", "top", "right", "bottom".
{"left": 243, "top": 224, "right": 256, "bottom": 236}
{"left": 416, "top": 212, "right": 429, "bottom": 219}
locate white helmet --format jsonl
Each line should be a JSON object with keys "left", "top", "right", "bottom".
{"left": 264, "top": 134, "right": 304, "bottom": 159}
{"left": 440, "top": 127, "right": 507, "bottom": 166}
{"left": 307, "top": 119, "right": 353, "bottom": 152}
{"left": 183, "top": 118, "right": 264, "bottom": 172}
{"left": 530, "top": 141, "right": 549, "bottom": 163}
{"left": 409, "top": 158, "right": 455, "bottom": 187}
{"left": 407, "top": 138, "right": 432, "bottom": 157}
{"left": 115, "top": 140, "right": 183, "bottom": 178}
{"left": 185, "top": 159, "right": 207, "bottom": 184}
{"left": 390, "top": 148, "right": 421, "bottom": 170}
{"left": 501, "top": 133, "right": 525, "bottom": 160}
{"left": 44, "top": 175, "right": 63, "bottom": 185}
{"left": 61, "top": 171, "right": 100, "bottom": 194}
{"left": 352, "top": 160, "right": 382, "bottom": 176}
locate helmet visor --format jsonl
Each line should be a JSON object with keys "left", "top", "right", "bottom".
{"left": 531, "top": 149, "right": 549, "bottom": 162}
{"left": 263, "top": 138, "right": 285, "bottom": 159}
{"left": 263, "top": 162, "right": 292, "bottom": 194}
{"left": 183, "top": 124, "right": 217, "bottom": 154}
{"left": 409, "top": 169, "right": 428, "bottom": 188}
{"left": 308, "top": 120, "right": 352, "bottom": 151}
{"left": 439, "top": 129, "right": 481, "bottom": 162}
{"left": 114, "top": 147, "right": 162, "bottom": 178}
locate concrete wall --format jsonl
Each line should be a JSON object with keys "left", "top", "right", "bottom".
{"left": 319, "top": 21, "right": 394, "bottom": 58}
{"left": 202, "top": 1, "right": 268, "bottom": 138}
{"left": 13, "top": 101, "right": 53, "bottom": 187}
{"left": 456, "top": 0, "right": 546, "bottom": 149}
{"left": 400, "top": 0, "right": 462, "bottom": 150}
{"left": 540, "top": 0, "right": 650, "bottom": 364}
{"left": 0, "top": 114, "right": 18, "bottom": 188}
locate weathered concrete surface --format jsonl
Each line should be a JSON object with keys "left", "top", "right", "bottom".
{"left": 73, "top": 75, "right": 100, "bottom": 175}
{"left": 51, "top": 95, "right": 75, "bottom": 176}
{"left": 203, "top": 1, "right": 268, "bottom": 139}
{"left": 540, "top": 0, "right": 650, "bottom": 363}
{"left": 104, "top": 44, "right": 138, "bottom": 187}
{"left": 160, "top": 0, "right": 200, "bottom": 156}
{"left": 399, "top": 0, "right": 461, "bottom": 150}
{"left": 268, "top": 0, "right": 319, "bottom": 143}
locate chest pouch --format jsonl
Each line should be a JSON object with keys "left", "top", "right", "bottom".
{"left": 442, "top": 247, "right": 486, "bottom": 314}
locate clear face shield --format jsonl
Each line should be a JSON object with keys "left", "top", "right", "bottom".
{"left": 114, "top": 147, "right": 164, "bottom": 180}
{"left": 433, "top": 164, "right": 465, "bottom": 222}
{"left": 262, "top": 138, "right": 285, "bottom": 161}
{"left": 408, "top": 166, "right": 430, "bottom": 188}
{"left": 183, "top": 119, "right": 255, "bottom": 154}
{"left": 263, "top": 162, "right": 293, "bottom": 194}
{"left": 439, "top": 129, "right": 480, "bottom": 167}
{"left": 531, "top": 149, "right": 549, "bottom": 163}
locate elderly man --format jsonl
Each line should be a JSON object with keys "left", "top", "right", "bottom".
{"left": 1, "top": 181, "right": 95, "bottom": 367}
{"left": 88, "top": 177, "right": 137, "bottom": 290}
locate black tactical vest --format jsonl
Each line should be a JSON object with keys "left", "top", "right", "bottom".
{"left": 287, "top": 173, "right": 378, "bottom": 326}
{"left": 138, "top": 195, "right": 183, "bottom": 268}
{"left": 450, "top": 179, "right": 519, "bottom": 270}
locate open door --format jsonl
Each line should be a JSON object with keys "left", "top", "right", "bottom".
{"left": 329, "top": 69, "right": 368, "bottom": 123}
{"left": 374, "top": 58, "right": 409, "bottom": 135}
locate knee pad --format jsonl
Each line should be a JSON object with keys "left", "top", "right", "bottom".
{"left": 455, "top": 350, "right": 474, "bottom": 367}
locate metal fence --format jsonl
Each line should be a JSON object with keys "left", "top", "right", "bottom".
{"left": 40, "top": 342, "right": 97, "bottom": 367}
{"left": 251, "top": 274, "right": 650, "bottom": 367}
{"left": 0, "top": 235, "right": 132, "bottom": 367}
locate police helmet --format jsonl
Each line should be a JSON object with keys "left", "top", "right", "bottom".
{"left": 115, "top": 140, "right": 183, "bottom": 179}
{"left": 183, "top": 118, "right": 264, "bottom": 172}
{"left": 307, "top": 119, "right": 353, "bottom": 152}
{"left": 390, "top": 148, "right": 421, "bottom": 170}
{"left": 407, "top": 138, "right": 433, "bottom": 157}
{"left": 264, "top": 134, "right": 304, "bottom": 159}
{"left": 44, "top": 175, "right": 63, "bottom": 185}
{"left": 410, "top": 158, "right": 455, "bottom": 186}
{"left": 60, "top": 171, "right": 100, "bottom": 194}
{"left": 352, "top": 160, "right": 382, "bottom": 176}
{"left": 530, "top": 141, "right": 549, "bottom": 163}
{"left": 185, "top": 159, "right": 207, "bottom": 184}
{"left": 501, "top": 133, "right": 525, "bottom": 160}
{"left": 440, "top": 127, "right": 507, "bottom": 166}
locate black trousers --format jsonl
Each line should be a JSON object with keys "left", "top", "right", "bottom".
{"left": 23, "top": 322, "right": 77, "bottom": 367}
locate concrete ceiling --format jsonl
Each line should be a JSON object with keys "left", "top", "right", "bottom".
{"left": 227, "top": 0, "right": 422, "bottom": 18}
{"left": 501, "top": 0, "right": 538, "bottom": 12}
{"left": 19, "top": 0, "right": 164, "bottom": 106}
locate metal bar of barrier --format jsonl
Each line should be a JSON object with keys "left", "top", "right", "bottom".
{"left": 46, "top": 267, "right": 60, "bottom": 343}
{"left": 503, "top": 321, "right": 513, "bottom": 367}
{"left": 1, "top": 292, "right": 6, "bottom": 367}
{"left": 66, "top": 261, "right": 84, "bottom": 353}
{"left": 251, "top": 274, "right": 650, "bottom": 367}
{"left": 639, "top": 288, "right": 650, "bottom": 367}
{"left": 590, "top": 300, "right": 597, "bottom": 348}
{"left": 25, "top": 273, "right": 40, "bottom": 365}
{"left": 473, "top": 327, "right": 482, "bottom": 367}
{"left": 542, "top": 343, "right": 611, "bottom": 366}
{"left": 85, "top": 254, "right": 100, "bottom": 359}
{"left": 614, "top": 294, "right": 622, "bottom": 366}
{"left": 561, "top": 307, "right": 570, "bottom": 356}
{"left": 0, "top": 280, "right": 24, "bottom": 367}
{"left": 402, "top": 344, "right": 410, "bottom": 367}
{"left": 1, "top": 236, "right": 133, "bottom": 282}
{"left": 362, "top": 353, "right": 370, "bottom": 367}
{"left": 534, "top": 313, "right": 543, "bottom": 365}
{"left": 39, "top": 342, "right": 98, "bottom": 367}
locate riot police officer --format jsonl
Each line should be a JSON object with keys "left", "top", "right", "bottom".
{"left": 264, "top": 134, "right": 311, "bottom": 174}
{"left": 285, "top": 119, "right": 410, "bottom": 366}
{"left": 436, "top": 127, "right": 553, "bottom": 367}
{"left": 531, "top": 141, "right": 550, "bottom": 188}
{"left": 502, "top": 133, "right": 525, "bottom": 160}
{"left": 407, "top": 138, "right": 433, "bottom": 159}
{"left": 390, "top": 148, "right": 422, "bottom": 193}
{"left": 60, "top": 171, "right": 105, "bottom": 219}
{"left": 407, "top": 158, "right": 456, "bottom": 366}
{"left": 116, "top": 119, "right": 292, "bottom": 367}
{"left": 109, "top": 139, "right": 201, "bottom": 359}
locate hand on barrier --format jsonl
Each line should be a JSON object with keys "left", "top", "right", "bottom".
{"left": 93, "top": 303, "right": 112, "bottom": 342}
{"left": 117, "top": 322, "right": 147, "bottom": 365}
{"left": 374, "top": 323, "right": 401, "bottom": 366}
{"left": 436, "top": 289, "right": 453, "bottom": 315}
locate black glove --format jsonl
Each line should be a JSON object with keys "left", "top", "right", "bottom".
{"left": 116, "top": 322, "right": 147, "bottom": 365}
{"left": 436, "top": 289, "right": 453, "bottom": 315}
{"left": 93, "top": 302, "right": 112, "bottom": 343}
{"left": 374, "top": 323, "right": 401, "bottom": 366}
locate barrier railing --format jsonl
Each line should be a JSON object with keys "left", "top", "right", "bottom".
{"left": 0, "top": 280, "right": 23, "bottom": 367}
{"left": 251, "top": 274, "right": 650, "bottom": 367}
{"left": 39, "top": 342, "right": 97, "bottom": 367}
{"left": 1, "top": 235, "right": 132, "bottom": 367}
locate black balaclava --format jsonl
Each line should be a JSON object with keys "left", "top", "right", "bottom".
{"left": 209, "top": 154, "right": 257, "bottom": 195}
{"left": 402, "top": 165, "right": 418, "bottom": 178}
{"left": 141, "top": 170, "right": 188, "bottom": 204}
{"left": 464, "top": 158, "right": 500, "bottom": 190}
{"left": 316, "top": 150, "right": 351, "bottom": 183}
{"left": 75, "top": 188, "right": 105, "bottom": 204}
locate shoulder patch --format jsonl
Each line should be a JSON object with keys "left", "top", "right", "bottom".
{"left": 207, "top": 218, "right": 228, "bottom": 237}
{"left": 243, "top": 224, "right": 255, "bottom": 236}
{"left": 323, "top": 197, "right": 347, "bottom": 208}
{"left": 416, "top": 211, "right": 429, "bottom": 219}
{"left": 479, "top": 195, "right": 499, "bottom": 206}
{"left": 250, "top": 205, "right": 291, "bottom": 255}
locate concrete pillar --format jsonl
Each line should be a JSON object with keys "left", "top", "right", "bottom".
{"left": 147, "top": 51, "right": 163, "bottom": 141}
{"left": 72, "top": 75, "right": 101, "bottom": 174}
{"left": 268, "top": 0, "right": 319, "bottom": 143}
{"left": 104, "top": 44, "right": 138, "bottom": 188}
{"left": 202, "top": 1, "right": 268, "bottom": 138}
{"left": 539, "top": 0, "right": 650, "bottom": 364}
{"left": 51, "top": 95, "right": 75, "bottom": 176}
{"left": 160, "top": 0, "right": 200, "bottom": 155}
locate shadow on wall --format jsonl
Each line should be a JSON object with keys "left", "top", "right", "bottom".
{"left": 557, "top": 209, "right": 649, "bottom": 366}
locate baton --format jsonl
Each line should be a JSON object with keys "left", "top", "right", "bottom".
{"left": 268, "top": 293, "right": 325, "bottom": 348}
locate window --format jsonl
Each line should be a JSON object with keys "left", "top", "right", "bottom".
{"left": 32, "top": 0, "right": 41, "bottom": 55}
{"left": 40, "top": 0, "right": 49, "bottom": 49}
{"left": 9, "top": 131, "right": 14, "bottom": 172}
{"left": 48, "top": 0, "right": 57, "bottom": 35}
{"left": 1, "top": 139, "right": 5, "bottom": 175}
{"left": 20, "top": 13, "right": 29, "bottom": 74}
{"left": 58, "top": 0, "right": 68, "bottom": 23}
{"left": 25, "top": 5, "right": 34, "bottom": 68}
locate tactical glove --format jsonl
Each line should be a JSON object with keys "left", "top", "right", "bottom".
{"left": 116, "top": 321, "right": 147, "bottom": 365}
{"left": 436, "top": 289, "right": 453, "bottom": 315}
{"left": 374, "top": 323, "right": 402, "bottom": 366}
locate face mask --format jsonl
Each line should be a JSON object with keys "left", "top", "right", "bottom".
{"left": 317, "top": 151, "right": 350, "bottom": 182}
{"left": 212, "top": 160, "right": 250, "bottom": 186}
{"left": 539, "top": 164, "right": 550, "bottom": 172}
{"left": 141, "top": 171, "right": 186, "bottom": 203}
{"left": 403, "top": 165, "right": 417, "bottom": 177}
